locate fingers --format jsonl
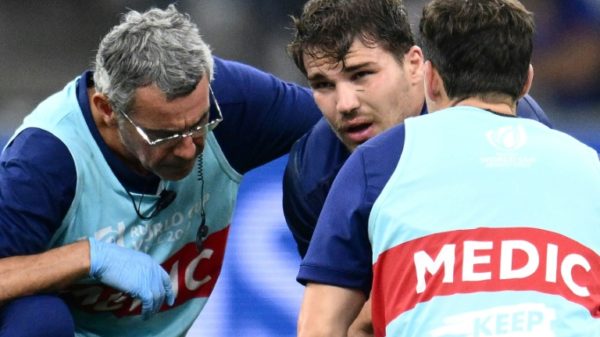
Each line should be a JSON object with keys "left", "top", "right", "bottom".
{"left": 140, "top": 268, "right": 175, "bottom": 319}
{"left": 140, "top": 289, "right": 155, "bottom": 320}
{"left": 140, "top": 283, "right": 165, "bottom": 320}
{"left": 88, "top": 239, "right": 176, "bottom": 319}
{"left": 162, "top": 272, "right": 176, "bottom": 306}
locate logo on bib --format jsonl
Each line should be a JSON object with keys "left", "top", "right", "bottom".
{"left": 481, "top": 125, "right": 536, "bottom": 168}
{"left": 485, "top": 125, "right": 527, "bottom": 151}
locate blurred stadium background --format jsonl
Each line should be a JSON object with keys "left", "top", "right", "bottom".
{"left": 0, "top": 1, "right": 598, "bottom": 336}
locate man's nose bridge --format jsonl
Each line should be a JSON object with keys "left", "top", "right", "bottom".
{"left": 335, "top": 82, "right": 360, "bottom": 113}
{"left": 173, "top": 134, "right": 199, "bottom": 158}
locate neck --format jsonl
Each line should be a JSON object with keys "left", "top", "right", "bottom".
{"left": 451, "top": 97, "right": 516, "bottom": 116}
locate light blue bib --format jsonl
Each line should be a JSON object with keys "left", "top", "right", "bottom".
{"left": 369, "top": 107, "right": 600, "bottom": 337}
{"left": 13, "top": 78, "right": 242, "bottom": 337}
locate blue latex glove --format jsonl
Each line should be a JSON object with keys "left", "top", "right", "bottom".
{"left": 88, "top": 238, "right": 175, "bottom": 319}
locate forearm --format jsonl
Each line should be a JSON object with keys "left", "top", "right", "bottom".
{"left": 298, "top": 283, "right": 366, "bottom": 337}
{"left": 0, "top": 240, "right": 90, "bottom": 301}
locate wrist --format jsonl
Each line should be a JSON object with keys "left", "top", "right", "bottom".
{"left": 86, "top": 238, "right": 99, "bottom": 278}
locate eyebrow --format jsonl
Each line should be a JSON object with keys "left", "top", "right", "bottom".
{"left": 307, "top": 72, "right": 329, "bottom": 83}
{"left": 343, "top": 61, "right": 375, "bottom": 73}
{"left": 142, "top": 108, "right": 210, "bottom": 133}
{"left": 306, "top": 61, "right": 375, "bottom": 82}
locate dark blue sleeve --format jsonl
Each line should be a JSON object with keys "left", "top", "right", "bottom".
{"left": 282, "top": 118, "right": 350, "bottom": 257}
{"left": 211, "top": 58, "right": 321, "bottom": 174}
{"left": 297, "top": 148, "right": 373, "bottom": 294}
{"left": 282, "top": 135, "right": 316, "bottom": 258}
{"left": 0, "top": 128, "right": 76, "bottom": 257}
{"left": 297, "top": 124, "right": 406, "bottom": 295}
{"left": 516, "top": 94, "right": 553, "bottom": 128}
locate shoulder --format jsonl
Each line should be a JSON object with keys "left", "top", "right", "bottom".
{"left": 3, "top": 128, "right": 74, "bottom": 169}
{"left": 2, "top": 128, "right": 76, "bottom": 192}
{"left": 0, "top": 128, "right": 76, "bottom": 254}
{"left": 211, "top": 57, "right": 313, "bottom": 103}
{"left": 297, "top": 124, "right": 407, "bottom": 294}
{"left": 516, "top": 94, "right": 552, "bottom": 127}
{"left": 210, "top": 57, "right": 321, "bottom": 174}
{"left": 334, "top": 123, "right": 407, "bottom": 202}
{"left": 287, "top": 118, "right": 350, "bottom": 194}
{"left": 356, "top": 123, "right": 406, "bottom": 169}
{"left": 211, "top": 57, "right": 268, "bottom": 91}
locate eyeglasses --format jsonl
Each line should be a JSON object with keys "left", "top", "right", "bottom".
{"left": 120, "top": 85, "right": 223, "bottom": 146}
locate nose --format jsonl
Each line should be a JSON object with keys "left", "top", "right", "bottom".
{"left": 172, "top": 135, "right": 203, "bottom": 160}
{"left": 335, "top": 83, "right": 361, "bottom": 115}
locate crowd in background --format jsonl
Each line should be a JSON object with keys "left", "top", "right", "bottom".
{"left": 0, "top": 1, "right": 597, "bottom": 336}
{"left": 0, "top": 0, "right": 598, "bottom": 146}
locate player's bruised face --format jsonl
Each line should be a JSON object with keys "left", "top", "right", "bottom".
{"left": 118, "top": 78, "right": 210, "bottom": 181}
{"left": 303, "top": 38, "right": 425, "bottom": 151}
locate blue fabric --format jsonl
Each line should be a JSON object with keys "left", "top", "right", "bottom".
{"left": 283, "top": 95, "right": 552, "bottom": 258}
{"left": 211, "top": 59, "right": 321, "bottom": 174}
{"left": 282, "top": 118, "right": 350, "bottom": 257}
{"left": 297, "top": 124, "right": 406, "bottom": 293}
{"left": 0, "top": 128, "right": 75, "bottom": 257}
{"left": 0, "top": 295, "right": 74, "bottom": 337}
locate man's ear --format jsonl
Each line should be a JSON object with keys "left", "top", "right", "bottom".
{"left": 404, "top": 46, "right": 425, "bottom": 86}
{"left": 423, "top": 60, "right": 440, "bottom": 101}
{"left": 92, "top": 93, "right": 118, "bottom": 126}
{"left": 423, "top": 60, "right": 451, "bottom": 112}
{"left": 519, "top": 64, "right": 534, "bottom": 98}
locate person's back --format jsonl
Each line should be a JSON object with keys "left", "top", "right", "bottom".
{"left": 369, "top": 106, "right": 600, "bottom": 336}
{"left": 296, "top": 1, "right": 600, "bottom": 336}
{"left": 371, "top": 0, "right": 600, "bottom": 334}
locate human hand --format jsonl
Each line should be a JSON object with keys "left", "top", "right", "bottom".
{"left": 88, "top": 238, "right": 175, "bottom": 319}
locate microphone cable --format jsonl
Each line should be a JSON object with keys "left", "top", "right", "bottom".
{"left": 126, "top": 187, "right": 177, "bottom": 220}
{"left": 195, "top": 154, "right": 208, "bottom": 252}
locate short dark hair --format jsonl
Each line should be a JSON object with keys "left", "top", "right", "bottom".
{"left": 288, "top": 0, "right": 415, "bottom": 75}
{"left": 419, "top": 0, "right": 534, "bottom": 102}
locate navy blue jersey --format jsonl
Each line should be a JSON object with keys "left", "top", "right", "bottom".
{"left": 283, "top": 95, "right": 552, "bottom": 257}
{"left": 0, "top": 57, "right": 321, "bottom": 257}
{"left": 297, "top": 122, "right": 406, "bottom": 293}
